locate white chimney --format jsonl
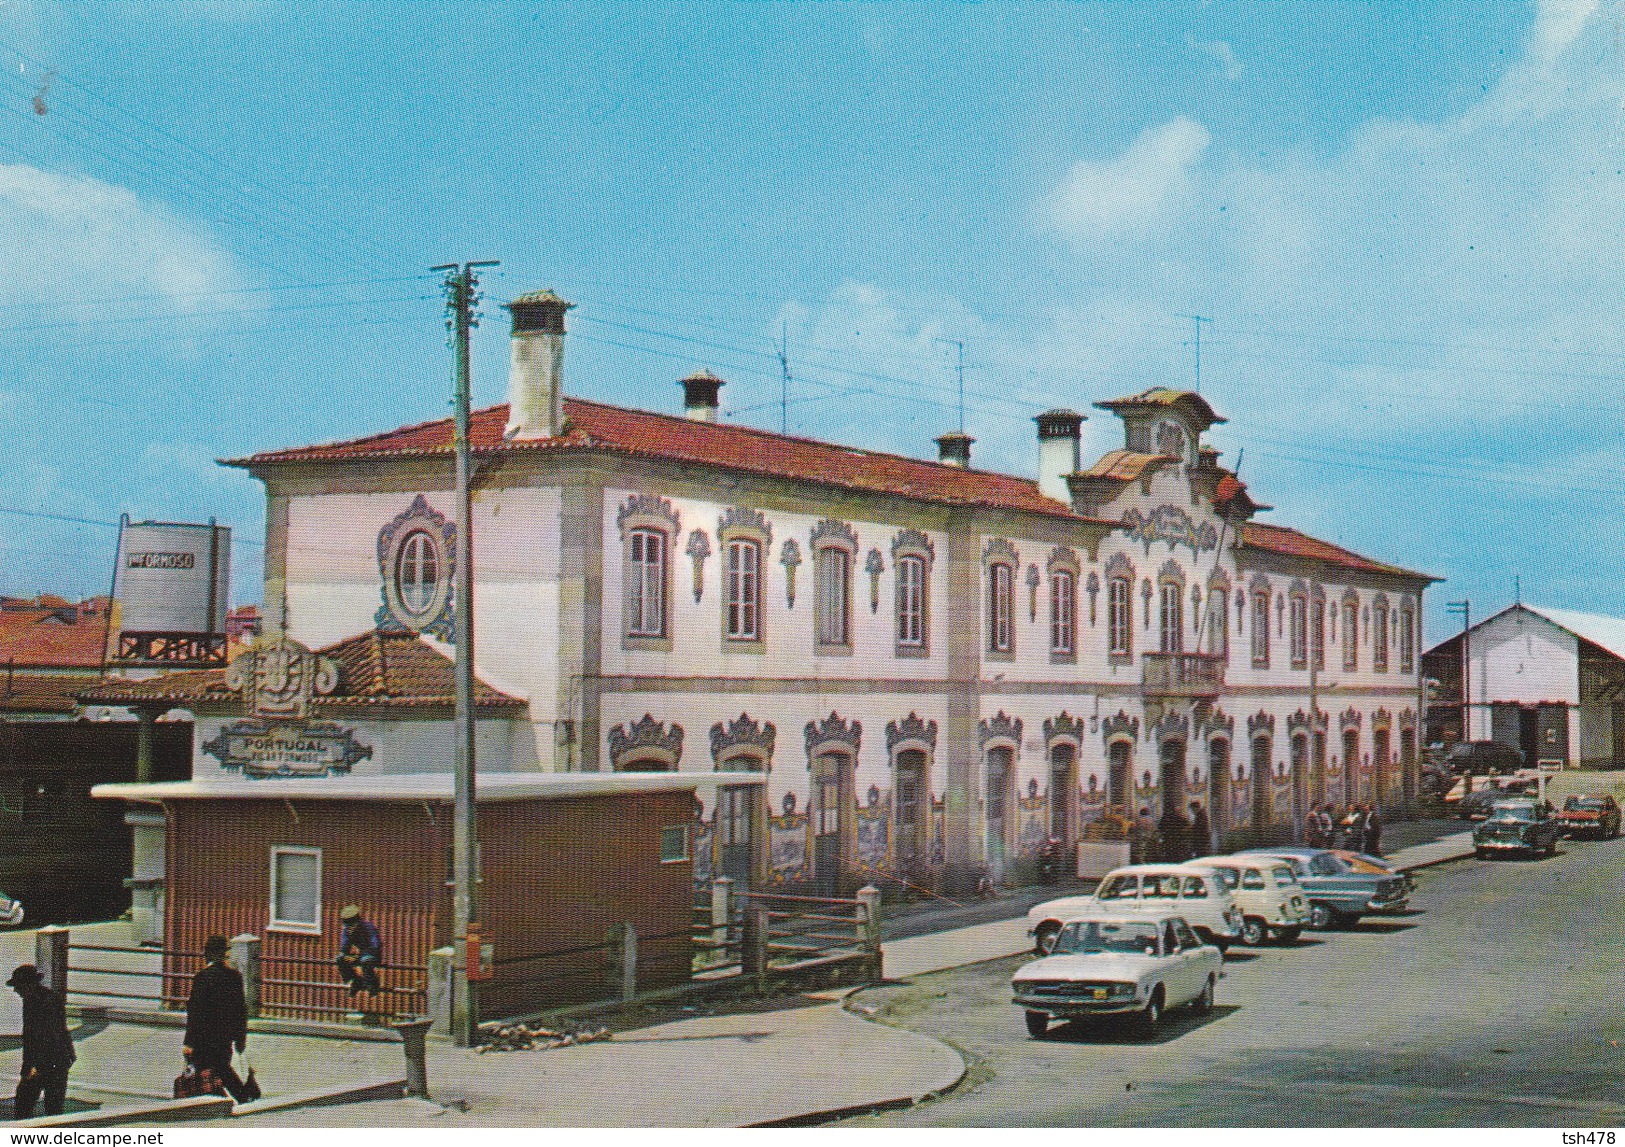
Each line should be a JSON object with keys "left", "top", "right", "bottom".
{"left": 1034, "top": 409, "right": 1084, "bottom": 503}
{"left": 504, "top": 290, "right": 573, "bottom": 440}
{"left": 681, "top": 370, "right": 724, "bottom": 422}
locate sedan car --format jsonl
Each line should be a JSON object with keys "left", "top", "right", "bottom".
{"left": 1455, "top": 781, "right": 1533, "bottom": 820}
{"left": 1474, "top": 798, "right": 1561, "bottom": 858}
{"left": 1329, "top": 849, "right": 1417, "bottom": 897}
{"left": 1011, "top": 911, "right": 1221, "bottom": 1038}
{"left": 1188, "top": 855, "right": 1310, "bottom": 945}
{"left": 1026, "top": 863, "right": 1243, "bottom": 955}
{"left": 0, "top": 892, "right": 22, "bottom": 927}
{"left": 1445, "top": 740, "right": 1526, "bottom": 776}
{"left": 1235, "top": 847, "right": 1408, "bottom": 929}
{"left": 1556, "top": 794, "right": 1622, "bottom": 839}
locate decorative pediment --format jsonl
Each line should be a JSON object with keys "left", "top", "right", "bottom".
{"left": 983, "top": 537, "right": 1019, "bottom": 567}
{"left": 886, "top": 712, "right": 939, "bottom": 754}
{"left": 1249, "top": 574, "right": 1272, "bottom": 596}
{"left": 805, "top": 711, "right": 861, "bottom": 757}
{"left": 1202, "top": 708, "right": 1235, "bottom": 740}
{"left": 1103, "top": 552, "right": 1135, "bottom": 581}
{"left": 608, "top": 714, "right": 685, "bottom": 768}
{"left": 1399, "top": 707, "right": 1416, "bottom": 731}
{"left": 1247, "top": 711, "right": 1275, "bottom": 737}
{"left": 226, "top": 634, "right": 339, "bottom": 721}
{"left": 1207, "top": 569, "right": 1231, "bottom": 593}
{"left": 710, "top": 713, "right": 777, "bottom": 765}
{"left": 1047, "top": 545, "right": 1080, "bottom": 573}
{"left": 1151, "top": 711, "right": 1190, "bottom": 744}
{"left": 810, "top": 517, "right": 855, "bottom": 552}
{"left": 720, "top": 506, "right": 772, "bottom": 546}
{"left": 1158, "top": 559, "right": 1185, "bottom": 585}
{"left": 1340, "top": 707, "right": 1363, "bottom": 731}
{"left": 617, "top": 493, "right": 679, "bottom": 533}
{"left": 1122, "top": 505, "right": 1219, "bottom": 558}
{"left": 1286, "top": 709, "right": 1314, "bottom": 736}
{"left": 1044, "top": 711, "right": 1085, "bottom": 746}
{"left": 1101, "top": 711, "right": 1139, "bottom": 743}
{"left": 1289, "top": 578, "right": 1308, "bottom": 597}
{"left": 979, "top": 711, "right": 1023, "bottom": 750}
{"left": 891, "top": 528, "right": 935, "bottom": 565}
{"left": 1372, "top": 707, "right": 1393, "bottom": 731}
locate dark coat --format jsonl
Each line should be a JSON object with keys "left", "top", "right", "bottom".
{"left": 184, "top": 961, "right": 248, "bottom": 1062}
{"left": 339, "top": 919, "right": 383, "bottom": 962}
{"left": 19, "top": 983, "right": 75, "bottom": 1070}
{"left": 1189, "top": 809, "right": 1212, "bottom": 853}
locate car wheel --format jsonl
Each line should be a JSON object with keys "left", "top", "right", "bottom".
{"left": 1274, "top": 926, "right": 1302, "bottom": 945}
{"left": 1034, "top": 922, "right": 1061, "bottom": 956}
{"left": 1309, "top": 902, "right": 1335, "bottom": 930}
{"left": 1024, "top": 1010, "right": 1050, "bottom": 1039}
{"left": 1240, "top": 917, "right": 1268, "bottom": 947}
{"left": 1138, "top": 988, "right": 1164, "bottom": 1036}
{"left": 1192, "top": 975, "right": 1215, "bottom": 1015}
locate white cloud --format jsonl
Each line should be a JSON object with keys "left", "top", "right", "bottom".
{"left": 1044, "top": 117, "right": 1211, "bottom": 239}
{"left": 1186, "top": 32, "right": 1243, "bottom": 82}
{"left": 0, "top": 162, "right": 247, "bottom": 317}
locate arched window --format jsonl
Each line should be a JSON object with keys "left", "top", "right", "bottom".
{"left": 1108, "top": 577, "right": 1133, "bottom": 657}
{"left": 395, "top": 530, "right": 440, "bottom": 618}
{"left": 1050, "top": 569, "right": 1076, "bottom": 657}
{"left": 626, "top": 527, "right": 667, "bottom": 638}
{"left": 896, "top": 554, "right": 926, "bottom": 650}
{"left": 1159, "top": 581, "right": 1183, "bottom": 653}
{"left": 815, "top": 545, "right": 851, "bottom": 648}
{"left": 726, "top": 538, "right": 762, "bottom": 642}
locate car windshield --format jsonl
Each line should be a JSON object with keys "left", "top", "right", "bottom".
{"left": 1491, "top": 802, "right": 1535, "bottom": 821}
{"left": 1569, "top": 798, "right": 1608, "bottom": 811}
{"left": 1054, "top": 920, "right": 1162, "bottom": 956}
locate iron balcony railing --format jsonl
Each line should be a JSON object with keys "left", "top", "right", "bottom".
{"left": 1141, "top": 651, "right": 1225, "bottom": 697}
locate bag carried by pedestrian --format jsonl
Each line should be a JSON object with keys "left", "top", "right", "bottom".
{"left": 236, "top": 1051, "right": 262, "bottom": 1102}
{"left": 173, "top": 1062, "right": 226, "bottom": 1099}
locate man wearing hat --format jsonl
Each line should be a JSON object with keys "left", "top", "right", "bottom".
{"left": 182, "top": 936, "right": 252, "bottom": 1104}
{"left": 8, "top": 963, "right": 74, "bottom": 1119}
{"left": 335, "top": 906, "right": 382, "bottom": 996}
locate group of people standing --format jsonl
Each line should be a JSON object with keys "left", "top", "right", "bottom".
{"left": 1128, "top": 800, "right": 1215, "bottom": 864}
{"left": 1307, "top": 802, "right": 1383, "bottom": 855}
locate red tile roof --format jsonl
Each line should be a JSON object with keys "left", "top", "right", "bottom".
{"left": 0, "top": 673, "right": 88, "bottom": 715}
{"left": 1081, "top": 450, "right": 1172, "bottom": 482}
{"left": 225, "top": 398, "right": 1113, "bottom": 524}
{"left": 78, "top": 630, "right": 525, "bottom": 710}
{"left": 1239, "top": 523, "right": 1435, "bottom": 582}
{"left": 0, "top": 610, "right": 109, "bottom": 669}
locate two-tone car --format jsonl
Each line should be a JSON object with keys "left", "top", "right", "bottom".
{"left": 1026, "top": 863, "right": 1244, "bottom": 955}
{"left": 1556, "top": 794, "right": 1622, "bottom": 839}
{"left": 1011, "top": 910, "right": 1221, "bottom": 1038}
{"left": 1188, "top": 854, "right": 1310, "bottom": 945}
{"left": 1234, "top": 847, "right": 1409, "bottom": 929}
{"left": 1473, "top": 797, "right": 1561, "bottom": 858}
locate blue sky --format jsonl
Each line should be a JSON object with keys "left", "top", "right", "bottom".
{"left": 0, "top": 1, "right": 1612, "bottom": 646}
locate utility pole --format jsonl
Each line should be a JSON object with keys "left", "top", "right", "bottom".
{"left": 432, "top": 258, "right": 498, "bottom": 1048}
{"left": 1446, "top": 599, "right": 1471, "bottom": 791}
{"left": 934, "top": 338, "right": 966, "bottom": 433}
{"left": 1186, "top": 315, "right": 1210, "bottom": 393}
{"left": 778, "top": 322, "right": 791, "bottom": 435}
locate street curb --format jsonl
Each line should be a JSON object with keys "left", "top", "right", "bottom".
{"left": 9, "top": 1095, "right": 235, "bottom": 1127}
{"left": 228, "top": 1076, "right": 408, "bottom": 1118}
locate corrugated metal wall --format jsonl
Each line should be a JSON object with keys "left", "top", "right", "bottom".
{"left": 164, "top": 799, "right": 445, "bottom": 1018}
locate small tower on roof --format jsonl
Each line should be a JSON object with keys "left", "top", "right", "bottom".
{"left": 1093, "top": 388, "right": 1224, "bottom": 467}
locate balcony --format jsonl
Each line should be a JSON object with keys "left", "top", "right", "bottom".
{"left": 1142, "top": 651, "right": 1225, "bottom": 699}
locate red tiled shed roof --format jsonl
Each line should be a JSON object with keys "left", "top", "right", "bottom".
{"left": 1080, "top": 450, "right": 1172, "bottom": 482}
{"left": 1239, "top": 523, "right": 1436, "bottom": 582}
{"left": 224, "top": 398, "right": 1113, "bottom": 524}
{"left": 0, "top": 611, "right": 108, "bottom": 669}
{"left": 78, "top": 630, "right": 526, "bottom": 710}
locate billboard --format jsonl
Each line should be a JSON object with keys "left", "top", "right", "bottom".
{"left": 111, "top": 517, "right": 231, "bottom": 666}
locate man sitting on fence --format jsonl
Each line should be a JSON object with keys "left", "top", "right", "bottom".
{"left": 335, "top": 905, "right": 382, "bottom": 996}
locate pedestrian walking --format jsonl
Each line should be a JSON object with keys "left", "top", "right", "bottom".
{"left": 1131, "top": 806, "right": 1159, "bottom": 865}
{"left": 1158, "top": 804, "right": 1192, "bottom": 863}
{"left": 1342, "top": 804, "right": 1367, "bottom": 851}
{"left": 1188, "top": 801, "right": 1212, "bottom": 856}
{"left": 335, "top": 905, "right": 383, "bottom": 996}
{"left": 8, "top": 964, "right": 74, "bottom": 1119}
{"left": 183, "top": 935, "right": 254, "bottom": 1104}
{"left": 1363, "top": 804, "right": 1383, "bottom": 856}
{"left": 1305, "top": 804, "right": 1326, "bottom": 848}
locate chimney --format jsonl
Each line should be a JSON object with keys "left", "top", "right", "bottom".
{"left": 503, "top": 289, "right": 574, "bottom": 440}
{"left": 934, "top": 431, "right": 973, "bottom": 468}
{"left": 1034, "top": 409, "right": 1084, "bottom": 503}
{"left": 681, "top": 370, "right": 724, "bottom": 422}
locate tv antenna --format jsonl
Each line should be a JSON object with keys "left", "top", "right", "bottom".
{"left": 934, "top": 337, "right": 966, "bottom": 433}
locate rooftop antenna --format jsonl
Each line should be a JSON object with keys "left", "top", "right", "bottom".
{"left": 1515, "top": 575, "right": 1521, "bottom": 605}
{"left": 1183, "top": 314, "right": 1210, "bottom": 392}
{"left": 934, "top": 337, "right": 966, "bottom": 433}
{"left": 777, "top": 321, "right": 791, "bottom": 435}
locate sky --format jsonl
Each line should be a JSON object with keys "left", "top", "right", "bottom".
{"left": 0, "top": 0, "right": 1615, "bottom": 647}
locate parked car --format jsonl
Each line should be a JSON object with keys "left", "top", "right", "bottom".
{"left": 1025, "top": 863, "right": 1243, "bottom": 955}
{"left": 1011, "top": 911, "right": 1221, "bottom": 1038}
{"left": 1454, "top": 780, "right": 1534, "bottom": 820}
{"left": 1235, "top": 847, "right": 1409, "bottom": 929}
{"left": 1556, "top": 794, "right": 1622, "bottom": 839}
{"left": 1474, "top": 798, "right": 1562, "bottom": 858}
{"left": 1187, "top": 855, "right": 1310, "bottom": 945}
{"left": 0, "top": 892, "right": 22, "bottom": 927}
{"left": 1445, "top": 740, "right": 1525, "bottom": 776}
{"left": 1327, "top": 849, "right": 1416, "bottom": 898}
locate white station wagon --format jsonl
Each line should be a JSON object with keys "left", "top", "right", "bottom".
{"left": 1011, "top": 911, "right": 1222, "bottom": 1038}
{"left": 1188, "top": 855, "right": 1310, "bottom": 946}
{"left": 1027, "top": 863, "right": 1243, "bottom": 955}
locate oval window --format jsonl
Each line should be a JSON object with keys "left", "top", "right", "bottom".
{"left": 395, "top": 529, "right": 441, "bottom": 617}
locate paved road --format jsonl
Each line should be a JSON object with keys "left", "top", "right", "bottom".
{"left": 841, "top": 834, "right": 1625, "bottom": 1127}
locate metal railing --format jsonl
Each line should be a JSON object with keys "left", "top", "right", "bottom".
{"left": 1142, "top": 651, "right": 1225, "bottom": 696}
